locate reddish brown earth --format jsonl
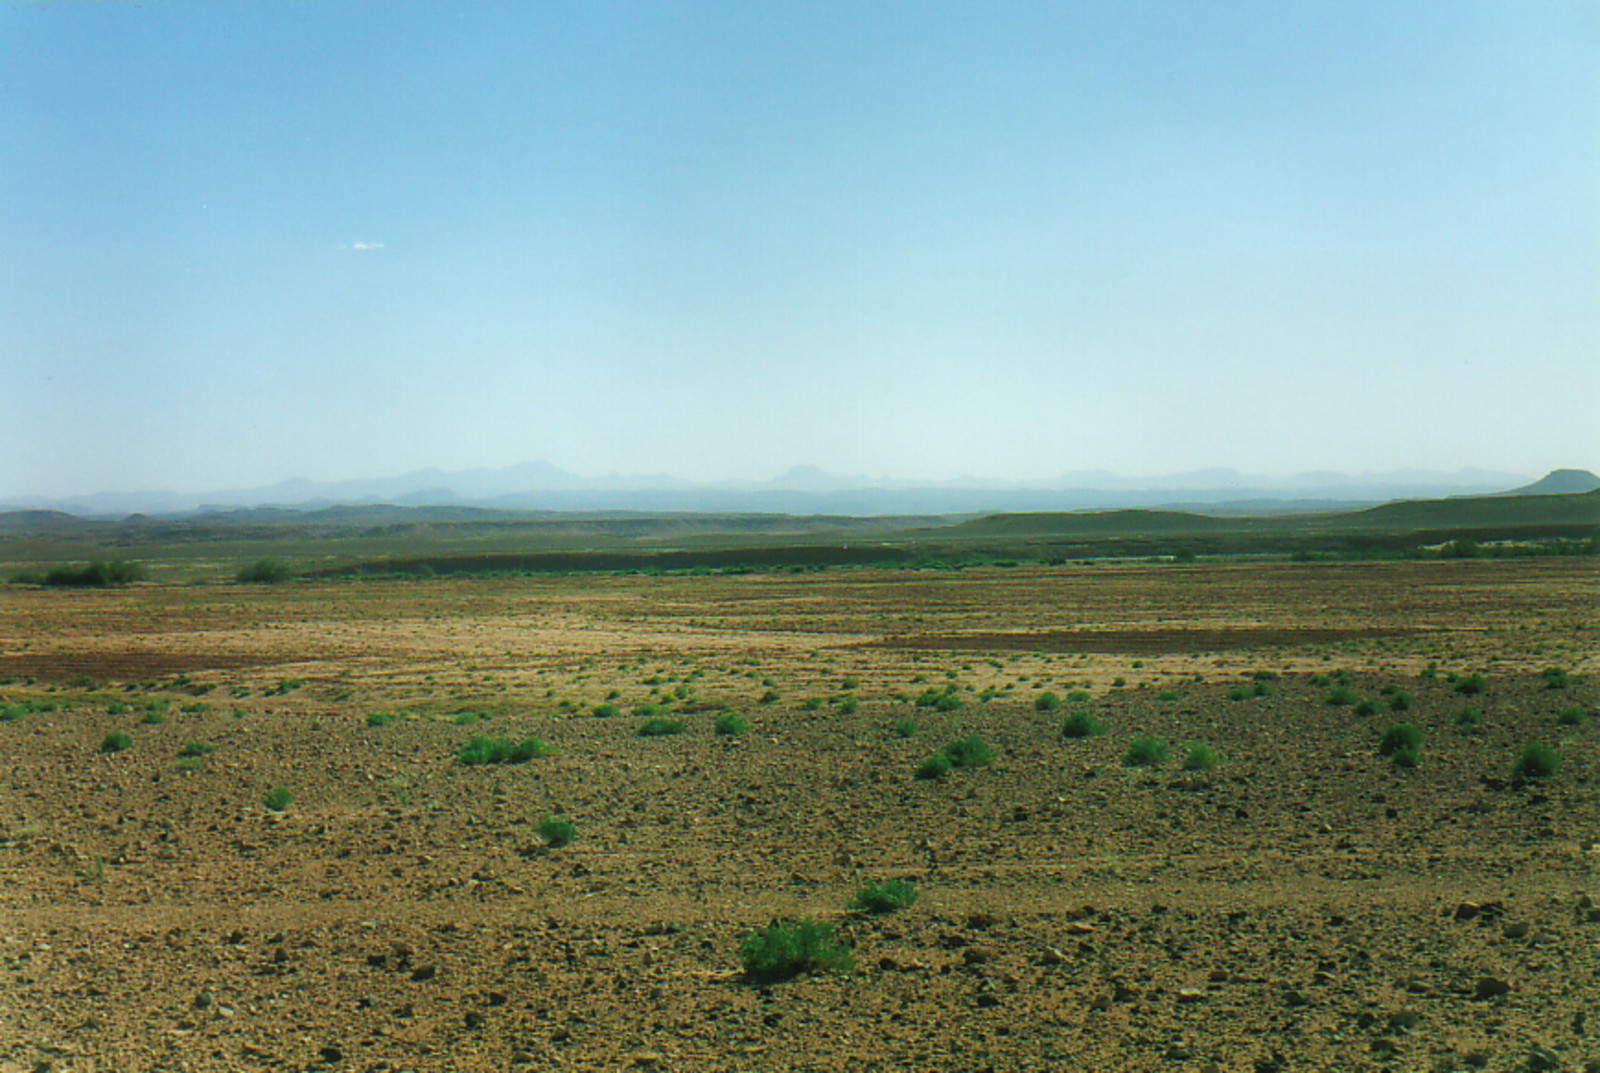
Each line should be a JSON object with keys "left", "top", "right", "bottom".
{"left": 0, "top": 559, "right": 1596, "bottom": 1072}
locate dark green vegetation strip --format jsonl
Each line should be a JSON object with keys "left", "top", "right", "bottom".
{"left": 309, "top": 544, "right": 913, "bottom": 578}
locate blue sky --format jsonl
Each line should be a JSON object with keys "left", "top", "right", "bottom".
{"left": 3, "top": 1, "right": 1595, "bottom": 496}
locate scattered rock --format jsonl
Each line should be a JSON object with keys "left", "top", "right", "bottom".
{"left": 1473, "top": 976, "right": 1511, "bottom": 1000}
{"left": 1175, "top": 988, "right": 1206, "bottom": 1004}
{"left": 1163, "top": 1045, "right": 1196, "bottom": 1061}
{"left": 629, "top": 1048, "right": 664, "bottom": 1067}
{"left": 318, "top": 1044, "right": 343, "bottom": 1063}
{"left": 409, "top": 964, "right": 437, "bottom": 982}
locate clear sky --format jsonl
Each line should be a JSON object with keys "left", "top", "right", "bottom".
{"left": 3, "top": 1, "right": 1595, "bottom": 496}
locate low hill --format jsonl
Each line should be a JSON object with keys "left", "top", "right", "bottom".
{"left": 1498, "top": 469, "right": 1600, "bottom": 496}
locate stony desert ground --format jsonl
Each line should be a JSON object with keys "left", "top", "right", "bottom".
{"left": 0, "top": 558, "right": 1596, "bottom": 1072}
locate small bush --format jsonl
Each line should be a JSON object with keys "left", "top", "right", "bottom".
{"left": 933, "top": 692, "right": 963, "bottom": 712}
{"left": 99, "top": 731, "right": 132, "bottom": 753}
{"left": 914, "top": 754, "right": 953, "bottom": 780}
{"left": 1353, "top": 699, "right": 1377, "bottom": 717}
{"left": 1455, "top": 706, "right": 1482, "bottom": 733}
{"left": 456, "top": 735, "right": 555, "bottom": 764}
{"left": 1123, "top": 735, "right": 1169, "bottom": 767}
{"left": 262, "top": 786, "right": 292, "bottom": 811}
{"left": 1066, "top": 690, "right": 1091, "bottom": 703}
{"left": 637, "top": 717, "right": 687, "bottom": 737}
{"left": 1389, "top": 745, "right": 1421, "bottom": 770}
{"left": 1327, "top": 686, "right": 1358, "bottom": 706}
{"left": 1060, "top": 711, "right": 1106, "bottom": 739}
{"left": 0, "top": 704, "right": 26, "bottom": 722}
{"left": 738, "top": 920, "right": 854, "bottom": 983}
{"left": 592, "top": 702, "right": 620, "bottom": 718}
{"left": 1455, "top": 673, "right": 1487, "bottom": 696}
{"left": 1228, "top": 686, "right": 1249, "bottom": 702}
{"left": 365, "top": 711, "right": 398, "bottom": 727}
{"left": 235, "top": 559, "right": 293, "bottom": 584}
{"left": 836, "top": 694, "right": 858, "bottom": 714}
{"left": 851, "top": 879, "right": 919, "bottom": 914}
{"left": 892, "top": 717, "right": 918, "bottom": 738}
{"left": 537, "top": 814, "right": 576, "bottom": 848}
{"left": 178, "top": 741, "right": 214, "bottom": 758}
{"left": 1555, "top": 706, "right": 1587, "bottom": 727}
{"left": 942, "top": 734, "right": 993, "bottom": 769}
{"left": 1251, "top": 680, "right": 1273, "bottom": 698}
{"left": 1378, "top": 723, "right": 1424, "bottom": 756}
{"left": 714, "top": 712, "right": 748, "bottom": 736}
{"left": 1181, "top": 743, "right": 1220, "bottom": 771}
{"left": 1034, "top": 691, "right": 1061, "bottom": 712}
{"left": 758, "top": 689, "right": 780, "bottom": 705}
{"left": 1513, "top": 743, "right": 1559, "bottom": 780}
{"left": 1387, "top": 691, "right": 1412, "bottom": 712}
{"left": 1540, "top": 666, "right": 1569, "bottom": 690}
{"left": 1157, "top": 690, "right": 1181, "bottom": 702}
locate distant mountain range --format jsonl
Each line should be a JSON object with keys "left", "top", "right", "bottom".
{"left": 2, "top": 463, "right": 1590, "bottom": 519}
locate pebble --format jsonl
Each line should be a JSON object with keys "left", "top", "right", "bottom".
{"left": 630, "top": 1049, "right": 664, "bottom": 1067}
{"left": 1175, "top": 988, "right": 1206, "bottom": 1004}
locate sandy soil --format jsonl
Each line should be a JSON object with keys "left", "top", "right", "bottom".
{"left": 0, "top": 559, "right": 1595, "bottom": 1072}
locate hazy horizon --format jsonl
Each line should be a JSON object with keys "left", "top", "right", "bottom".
{"left": 4, "top": 2, "right": 1595, "bottom": 498}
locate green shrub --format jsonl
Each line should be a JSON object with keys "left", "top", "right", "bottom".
{"left": 1181, "top": 743, "right": 1220, "bottom": 771}
{"left": 1378, "top": 723, "right": 1423, "bottom": 756}
{"left": 537, "top": 814, "right": 576, "bottom": 848}
{"left": 1455, "top": 673, "right": 1487, "bottom": 696}
{"left": 365, "top": 711, "right": 398, "bottom": 727}
{"left": 178, "top": 741, "right": 214, "bottom": 758}
{"left": 1228, "top": 686, "right": 1248, "bottom": 702}
{"left": 235, "top": 559, "right": 293, "bottom": 584}
{"left": 99, "top": 731, "right": 132, "bottom": 753}
{"left": 1034, "top": 691, "right": 1061, "bottom": 712}
{"left": 738, "top": 920, "right": 854, "bottom": 983}
{"left": 1327, "top": 686, "right": 1358, "bottom": 706}
{"left": 1066, "top": 690, "right": 1091, "bottom": 703}
{"left": 1540, "top": 666, "right": 1570, "bottom": 690}
{"left": 1157, "top": 691, "right": 1181, "bottom": 702}
{"left": 1513, "top": 743, "right": 1559, "bottom": 780}
{"left": 456, "top": 735, "right": 555, "bottom": 764}
{"left": 44, "top": 560, "right": 144, "bottom": 587}
{"left": 892, "top": 717, "right": 918, "bottom": 738}
{"left": 1387, "top": 691, "right": 1412, "bottom": 712}
{"left": 933, "top": 692, "right": 963, "bottom": 712}
{"left": 1389, "top": 745, "right": 1421, "bottom": 770}
{"left": 836, "top": 694, "right": 858, "bottom": 714}
{"left": 799, "top": 697, "right": 822, "bottom": 711}
{"left": 942, "top": 734, "right": 993, "bottom": 769}
{"left": 1353, "top": 699, "right": 1377, "bottom": 717}
{"left": 1123, "top": 736, "right": 1169, "bottom": 767}
{"left": 637, "top": 717, "right": 687, "bottom": 737}
{"left": 851, "top": 879, "right": 919, "bottom": 914}
{"left": 1555, "top": 706, "right": 1587, "bottom": 726}
{"left": 1251, "top": 680, "right": 1273, "bottom": 698}
{"left": 0, "top": 703, "right": 26, "bottom": 722}
{"left": 262, "top": 786, "right": 293, "bottom": 811}
{"left": 758, "top": 689, "right": 780, "bottom": 705}
{"left": 914, "top": 754, "right": 953, "bottom": 780}
{"left": 1060, "top": 711, "right": 1105, "bottom": 739}
{"left": 592, "top": 702, "right": 620, "bottom": 718}
{"left": 1454, "top": 706, "right": 1482, "bottom": 733}
{"left": 714, "top": 712, "right": 747, "bottom": 736}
